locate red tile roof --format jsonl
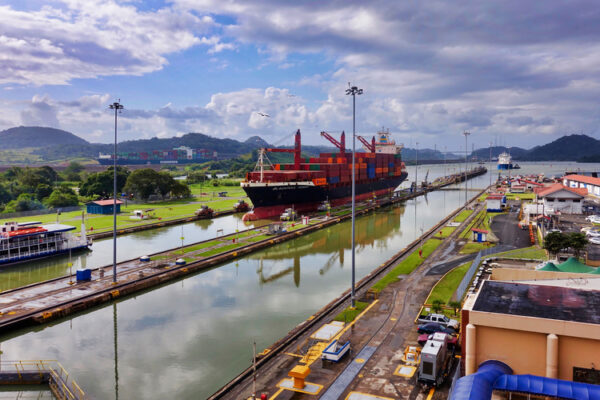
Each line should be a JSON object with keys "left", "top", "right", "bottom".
{"left": 471, "top": 228, "right": 489, "bottom": 234}
{"left": 563, "top": 174, "right": 600, "bottom": 186}
{"left": 90, "top": 199, "right": 124, "bottom": 206}
{"left": 536, "top": 183, "right": 587, "bottom": 198}
{"left": 519, "top": 179, "right": 543, "bottom": 186}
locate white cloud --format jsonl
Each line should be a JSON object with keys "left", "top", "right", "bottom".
{"left": 0, "top": 1, "right": 221, "bottom": 85}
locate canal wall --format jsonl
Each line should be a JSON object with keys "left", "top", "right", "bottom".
{"left": 0, "top": 168, "right": 487, "bottom": 335}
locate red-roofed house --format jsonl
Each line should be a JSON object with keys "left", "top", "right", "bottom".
{"left": 536, "top": 184, "right": 586, "bottom": 214}
{"left": 518, "top": 179, "right": 544, "bottom": 190}
{"left": 563, "top": 174, "right": 600, "bottom": 197}
{"left": 471, "top": 228, "right": 489, "bottom": 242}
{"left": 486, "top": 193, "right": 506, "bottom": 212}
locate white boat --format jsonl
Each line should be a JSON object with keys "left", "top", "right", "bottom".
{"left": 497, "top": 152, "right": 513, "bottom": 170}
{"left": 0, "top": 221, "right": 91, "bottom": 266}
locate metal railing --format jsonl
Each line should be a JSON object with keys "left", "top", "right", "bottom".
{"left": 454, "top": 247, "right": 499, "bottom": 302}
{"left": 0, "top": 360, "right": 86, "bottom": 399}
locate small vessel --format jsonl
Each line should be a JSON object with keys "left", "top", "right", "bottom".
{"left": 0, "top": 221, "right": 91, "bottom": 266}
{"left": 497, "top": 152, "right": 514, "bottom": 170}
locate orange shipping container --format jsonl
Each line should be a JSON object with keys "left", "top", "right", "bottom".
{"left": 275, "top": 164, "right": 280, "bottom": 170}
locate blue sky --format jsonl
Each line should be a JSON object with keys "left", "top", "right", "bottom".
{"left": 1, "top": 0, "right": 600, "bottom": 151}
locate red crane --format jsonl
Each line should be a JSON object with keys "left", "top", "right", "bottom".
{"left": 265, "top": 129, "right": 302, "bottom": 169}
{"left": 357, "top": 135, "right": 376, "bottom": 153}
{"left": 320, "top": 131, "right": 346, "bottom": 155}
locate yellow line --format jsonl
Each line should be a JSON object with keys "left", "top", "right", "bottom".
{"left": 426, "top": 387, "right": 435, "bottom": 400}
{"left": 267, "top": 387, "right": 285, "bottom": 400}
{"left": 305, "top": 299, "right": 379, "bottom": 367}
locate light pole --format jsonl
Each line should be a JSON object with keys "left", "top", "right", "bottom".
{"left": 463, "top": 131, "right": 471, "bottom": 206}
{"left": 489, "top": 141, "right": 492, "bottom": 187}
{"left": 415, "top": 142, "right": 419, "bottom": 191}
{"left": 345, "top": 83, "right": 362, "bottom": 308}
{"left": 109, "top": 101, "right": 123, "bottom": 283}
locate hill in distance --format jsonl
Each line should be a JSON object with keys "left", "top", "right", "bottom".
{"left": 471, "top": 134, "right": 600, "bottom": 162}
{"left": 0, "top": 126, "right": 89, "bottom": 149}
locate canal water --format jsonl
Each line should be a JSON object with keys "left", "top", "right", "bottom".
{"left": 0, "top": 162, "right": 597, "bottom": 399}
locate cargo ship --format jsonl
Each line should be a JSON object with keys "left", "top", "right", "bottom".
{"left": 241, "top": 129, "right": 408, "bottom": 220}
{"left": 98, "top": 146, "right": 217, "bottom": 165}
{"left": 0, "top": 221, "right": 91, "bottom": 266}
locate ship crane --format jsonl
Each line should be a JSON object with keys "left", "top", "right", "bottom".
{"left": 254, "top": 129, "right": 302, "bottom": 181}
{"left": 357, "top": 135, "right": 376, "bottom": 153}
{"left": 320, "top": 131, "right": 346, "bottom": 155}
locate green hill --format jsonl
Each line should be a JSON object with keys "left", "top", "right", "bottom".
{"left": 0, "top": 126, "right": 89, "bottom": 149}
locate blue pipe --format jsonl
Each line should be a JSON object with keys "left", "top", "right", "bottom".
{"left": 451, "top": 360, "right": 600, "bottom": 400}
{"left": 450, "top": 360, "right": 512, "bottom": 400}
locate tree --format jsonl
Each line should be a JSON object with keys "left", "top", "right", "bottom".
{"left": 543, "top": 231, "right": 568, "bottom": 257}
{"left": 79, "top": 167, "right": 129, "bottom": 197}
{"left": 448, "top": 300, "right": 462, "bottom": 316}
{"left": 2, "top": 193, "right": 44, "bottom": 213}
{"left": 123, "top": 169, "right": 191, "bottom": 200}
{"left": 431, "top": 299, "right": 444, "bottom": 314}
{"left": 35, "top": 183, "right": 53, "bottom": 201}
{"left": 567, "top": 232, "right": 589, "bottom": 258}
{"left": 44, "top": 188, "right": 79, "bottom": 208}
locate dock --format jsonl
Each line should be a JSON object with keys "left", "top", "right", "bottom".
{"left": 0, "top": 167, "right": 487, "bottom": 335}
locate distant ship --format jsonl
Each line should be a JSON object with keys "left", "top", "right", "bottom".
{"left": 241, "top": 129, "right": 408, "bottom": 220}
{"left": 98, "top": 146, "right": 217, "bottom": 165}
{"left": 0, "top": 221, "right": 91, "bottom": 266}
{"left": 497, "top": 152, "right": 514, "bottom": 170}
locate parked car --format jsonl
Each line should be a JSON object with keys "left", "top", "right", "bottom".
{"left": 417, "top": 323, "right": 455, "bottom": 335}
{"left": 586, "top": 215, "right": 600, "bottom": 222}
{"left": 418, "top": 333, "right": 459, "bottom": 349}
{"left": 586, "top": 230, "right": 600, "bottom": 237}
{"left": 417, "top": 313, "right": 459, "bottom": 329}
{"left": 589, "top": 236, "right": 600, "bottom": 245}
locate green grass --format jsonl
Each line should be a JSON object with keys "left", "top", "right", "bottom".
{"left": 459, "top": 242, "right": 494, "bottom": 254}
{"left": 504, "top": 192, "right": 536, "bottom": 200}
{"left": 185, "top": 240, "right": 220, "bottom": 253}
{"left": 199, "top": 242, "right": 244, "bottom": 257}
{"left": 426, "top": 262, "right": 471, "bottom": 304}
{"left": 334, "top": 301, "right": 369, "bottom": 323}
{"left": 478, "top": 193, "right": 489, "bottom": 202}
{"left": 247, "top": 234, "right": 271, "bottom": 242}
{"left": 436, "top": 226, "right": 456, "bottom": 238}
{"left": 490, "top": 246, "right": 547, "bottom": 260}
{"left": 371, "top": 239, "right": 442, "bottom": 293}
{"left": 454, "top": 209, "right": 474, "bottom": 223}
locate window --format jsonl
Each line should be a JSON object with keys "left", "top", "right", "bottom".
{"left": 573, "top": 199, "right": 580, "bottom": 203}
{"left": 558, "top": 199, "right": 566, "bottom": 202}
{"left": 546, "top": 198, "right": 555, "bottom": 202}
{"left": 574, "top": 367, "right": 600, "bottom": 384}
{"left": 422, "top": 361, "right": 433, "bottom": 376}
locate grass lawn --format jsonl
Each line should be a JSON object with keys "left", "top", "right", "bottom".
{"left": 490, "top": 246, "right": 547, "bottom": 260}
{"left": 459, "top": 242, "right": 494, "bottom": 254}
{"left": 371, "top": 239, "right": 442, "bottom": 293}
{"left": 199, "top": 242, "right": 244, "bottom": 257}
{"left": 334, "top": 301, "right": 369, "bottom": 323}
{"left": 478, "top": 193, "right": 489, "bottom": 201}
{"left": 505, "top": 192, "right": 536, "bottom": 200}
{"left": 436, "top": 226, "right": 456, "bottom": 238}
{"left": 185, "top": 240, "right": 221, "bottom": 253}
{"left": 426, "top": 262, "right": 471, "bottom": 304}
{"left": 454, "top": 209, "right": 474, "bottom": 223}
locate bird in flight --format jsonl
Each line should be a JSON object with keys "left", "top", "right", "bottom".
{"left": 257, "top": 112, "right": 270, "bottom": 117}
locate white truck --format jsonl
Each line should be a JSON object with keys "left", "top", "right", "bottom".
{"left": 417, "top": 313, "right": 459, "bottom": 330}
{"left": 417, "top": 332, "right": 452, "bottom": 387}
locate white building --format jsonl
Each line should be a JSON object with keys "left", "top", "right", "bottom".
{"left": 486, "top": 194, "right": 505, "bottom": 212}
{"left": 563, "top": 174, "right": 600, "bottom": 197}
{"left": 536, "top": 183, "right": 587, "bottom": 214}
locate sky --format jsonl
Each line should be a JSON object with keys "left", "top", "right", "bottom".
{"left": 1, "top": 0, "right": 600, "bottom": 151}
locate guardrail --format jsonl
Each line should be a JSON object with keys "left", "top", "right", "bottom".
{"left": 0, "top": 360, "right": 86, "bottom": 399}
{"left": 454, "top": 247, "right": 499, "bottom": 302}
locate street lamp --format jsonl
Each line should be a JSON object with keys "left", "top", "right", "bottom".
{"left": 415, "top": 142, "right": 419, "bottom": 191}
{"left": 463, "top": 131, "right": 471, "bottom": 206}
{"left": 345, "top": 83, "right": 363, "bottom": 308}
{"left": 109, "top": 100, "right": 124, "bottom": 283}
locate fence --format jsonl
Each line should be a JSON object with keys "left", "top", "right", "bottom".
{"left": 0, "top": 206, "right": 82, "bottom": 220}
{"left": 454, "top": 247, "right": 499, "bottom": 302}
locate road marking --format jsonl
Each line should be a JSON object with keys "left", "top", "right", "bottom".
{"left": 426, "top": 387, "right": 435, "bottom": 400}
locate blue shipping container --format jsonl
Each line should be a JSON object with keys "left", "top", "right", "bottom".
{"left": 328, "top": 176, "right": 340, "bottom": 184}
